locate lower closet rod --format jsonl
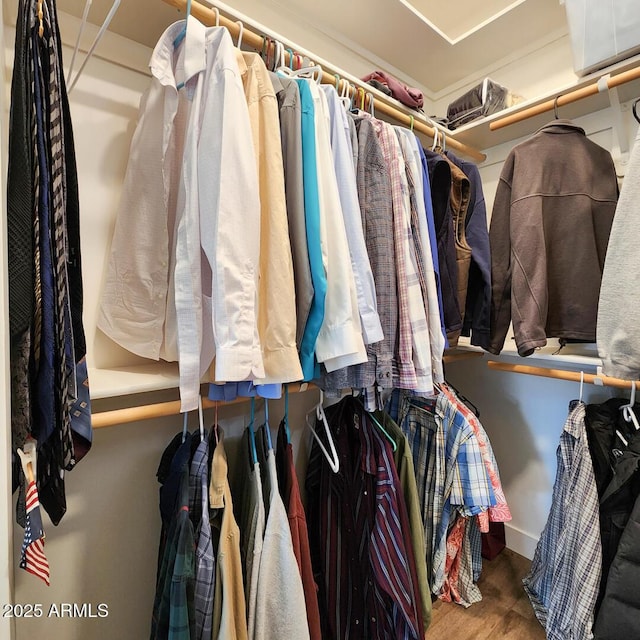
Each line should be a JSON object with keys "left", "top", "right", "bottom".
{"left": 91, "top": 383, "right": 317, "bottom": 429}
{"left": 487, "top": 361, "right": 639, "bottom": 389}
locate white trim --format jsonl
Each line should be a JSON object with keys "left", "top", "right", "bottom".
{"left": 396, "top": 0, "right": 527, "bottom": 45}
{"left": 505, "top": 523, "right": 539, "bottom": 561}
{"left": 0, "top": 11, "right": 16, "bottom": 640}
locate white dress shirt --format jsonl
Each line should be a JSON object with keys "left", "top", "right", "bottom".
{"left": 99, "top": 21, "right": 264, "bottom": 410}
{"left": 321, "top": 85, "right": 383, "bottom": 346}
{"left": 307, "top": 81, "right": 367, "bottom": 372}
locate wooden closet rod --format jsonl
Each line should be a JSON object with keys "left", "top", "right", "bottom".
{"left": 490, "top": 64, "right": 640, "bottom": 131}
{"left": 92, "top": 383, "right": 317, "bottom": 429}
{"left": 487, "top": 360, "right": 639, "bottom": 390}
{"left": 161, "top": 0, "right": 486, "bottom": 163}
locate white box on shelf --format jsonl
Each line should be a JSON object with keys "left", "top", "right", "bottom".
{"left": 562, "top": 0, "right": 640, "bottom": 76}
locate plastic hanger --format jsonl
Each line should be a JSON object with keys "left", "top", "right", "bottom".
{"left": 211, "top": 6, "right": 219, "bottom": 27}
{"left": 248, "top": 397, "right": 258, "bottom": 465}
{"left": 553, "top": 94, "right": 563, "bottom": 119}
{"left": 235, "top": 20, "right": 244, "bottom": 49}
{"left": 621, "top": 381, "right": 640, "bottom": 430}
{"left": 282, "top": 385, "right": 292, "bottom": 444}
{"left": 633, "top": 97, "right": 640, "bottom": 124}
{"left": 367, "top": 91, "right": 375, "bottom": 116}
{"left": 263, "top": 398, "right": 274, "bottom": 451}
{"left": 67, "top": 0, "right": 93, "bottom": 83}
{"left": 305, "top": 390, "right": 340, "bottom": 473}
{"left": 68, "top": 0, "right": 121, "bottom": 93}
{"left": 579, "top": 371, "right": 584, "bottom": 402}
{"left": 353, "top": 394, "right": 397, "bottom": 452}
{"left": 173, "top": 0, "right": 191, "bottom": 48}
{"left": 409, "top": 115, "right": 415, "bottom": 132}
{"left": 182, "top": 409, "right": 189, "bottom": 444}
{"left": 197, "top": 396, "right": 205, "bottom": 443}
{"left": 290, "top": 64, "right": 323, "bottom": 84}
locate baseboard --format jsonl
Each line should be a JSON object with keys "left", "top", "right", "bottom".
{"left": 504, "top": 523, "right": 539, "bottom": 560}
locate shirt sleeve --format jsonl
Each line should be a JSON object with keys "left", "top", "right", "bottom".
{"left": 488, "top": 155, "right": 515, "bottom": 355}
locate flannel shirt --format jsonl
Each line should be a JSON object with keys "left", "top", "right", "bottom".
{"left": 151, "top": 466, "right": 196, "bottom": 640}
{"left": 189, "top": 437, "right": 215, "bottom": 640}
{"left": 432, "top": 393, "right": 495, "bottom": 594}
{"left": 359, "top": 114, "right": 417, "bottom": 388}
{"left": 523, "top": 401, "right": 601, "bottom": 640}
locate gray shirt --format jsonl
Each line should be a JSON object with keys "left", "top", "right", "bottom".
{"left": 269, "top": 72, "right": 313, "bottom": 348}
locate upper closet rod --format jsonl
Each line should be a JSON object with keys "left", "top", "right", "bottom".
{"left": 490, "top": 64, "right": 640, "bottom": 131}
{"left": 161, "top": 0, "right": 486, "bottom": 163}
{"left": 487, "top": 360, "right": 639, "bottom": 390}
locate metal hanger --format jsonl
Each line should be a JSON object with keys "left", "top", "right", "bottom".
{"left": 248, "top": 397, "right": 258, "bottom": 465}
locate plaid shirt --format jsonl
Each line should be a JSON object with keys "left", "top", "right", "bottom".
{"left": 322, "top": 115, "right": 397, "bottom": 393}
{"left": 523, "top": 401, "right": 601, "bottom": 640}
{"left": 359, "top": 114, "right": 416, "bottom": 388}
{"left": 189, "top": 438, "right": 215, "bottom": 640}
{"left": 151, "top": 466, "right": 196, "bottom": 640}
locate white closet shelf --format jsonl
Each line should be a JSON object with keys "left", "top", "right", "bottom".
{"left": 449, "top": 338, "right": 603, "bottom": 371}
{"left": 450, "top": 52, "right": 640, "bottom": 151}
{"left": 88, "top": 363, "right": 181, "bottom": 400}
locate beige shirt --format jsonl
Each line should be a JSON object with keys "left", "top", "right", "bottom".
{"left": 222, "top": 51, "right": 302, "bottom": 385}
{"left": 210, "top": 432, "right": 248, "bottom": 640}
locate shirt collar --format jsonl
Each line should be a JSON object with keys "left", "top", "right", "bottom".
{"left": 536, "top": 119, "right": 585, "bottom": 135}
{"left": 150, "top": 19, "right": 207, "bottom": 89}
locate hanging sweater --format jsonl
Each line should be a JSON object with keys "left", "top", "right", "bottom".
{"left": 489, "top": 120, "right": 617, "bottom": 356}
{"left": 598, "top": 128, "right": 640, "bottom": 379}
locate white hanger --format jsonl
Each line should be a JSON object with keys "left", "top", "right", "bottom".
{"left": 621, "top": 381, "right": 640, "bottom": 430}
{"left": 579, "top": 370, "right": 584, "bottom": 402}
{"left": 68, "top": 0, "right": 121, "bottom": 93}
{"left": 306, "top": 390, "right": 340, "bottom": 473}
{"left": 235, "top": 20, "right": 244, "bottom": 49}
{"left": 367, "top": 91, "right": 375, "bottom": 117}
{"left": 67, "top": 0, "right": 93, "bottom": 83}
{"left": 197, "top": 396, "right": 205, "bottom": 443}
{"left": 211, "top": 6, "right": 219, "bottom": 27}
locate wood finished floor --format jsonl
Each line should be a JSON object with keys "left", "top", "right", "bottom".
{"left": 429, "top": 549, "right": 546, "bottom": 639}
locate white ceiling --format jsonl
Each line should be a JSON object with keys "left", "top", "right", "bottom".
{"left": 49, "top": 0, "right": 569, "bottom": 97}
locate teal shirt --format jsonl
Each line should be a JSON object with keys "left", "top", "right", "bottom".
{"left": 295, "top": 79, "right": 326, "bottom": 381}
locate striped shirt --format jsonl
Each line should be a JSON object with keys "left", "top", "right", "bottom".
{"left": 306, "top": 397, "right": 421, "bottom": 640}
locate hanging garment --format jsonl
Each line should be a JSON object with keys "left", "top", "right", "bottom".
{"left": 99, "top": 22, "right": 264, "bottom": 408}
{"left": 584, "top": 399, "right": 640, "bottom": 614}
{"left": 598, "top": 127, "right": 640, "bottom": 380}
{"left": 233, "top": 429, "right": 265, "bottom": 639}
{"left": 295, "top": 79, "right": 327, "bottom": 382}
{"left": 210, "top": 429, "right": 248, "bottom": 640}
{"left": 417, "top": 144, "right": 447, "bottom": 346}
{"left": 446, "top": 153, "right": 491, "bottom": 349}
{"left": 374, "top": 411, "right": 432, "bottom": 631}
{"left": 523, "top": 401, "right": 601, "bottom": 640}
{"left": 189, "top": 436, "right": 214, "bottom": 640}
{"left": 151, "top": 441, "right": 196, "bottom": 640}
{"left": 594, "top": 491, "right": 640, "bottom": 639}
{"left": 269, "top": 72, "right": 314, "bottom": 349}
{"left": 423, "top": 150, "right": 462, "bottom": 345}
{"left": 321, "top": 85, "right": 383, "bottom": 346}
{"left": 306, "top": 397, "right": 422, "bottom": 640}
{"left": 275, "top": 421, "right": 322, "bottom": 640}
{"left": 253, "top": 436, "right": 310, "bottom": 640}
{"left": 321, "top": 114, "right": 397, "bottom": 393}
{"left": 489, "top": 120, "right": 617, "bottom": 356}
{"left": 235, "top": 52, "right": 301, "bottom": 385}
{"left": 308, "top": 81, "right": 367, "bottom": 372}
